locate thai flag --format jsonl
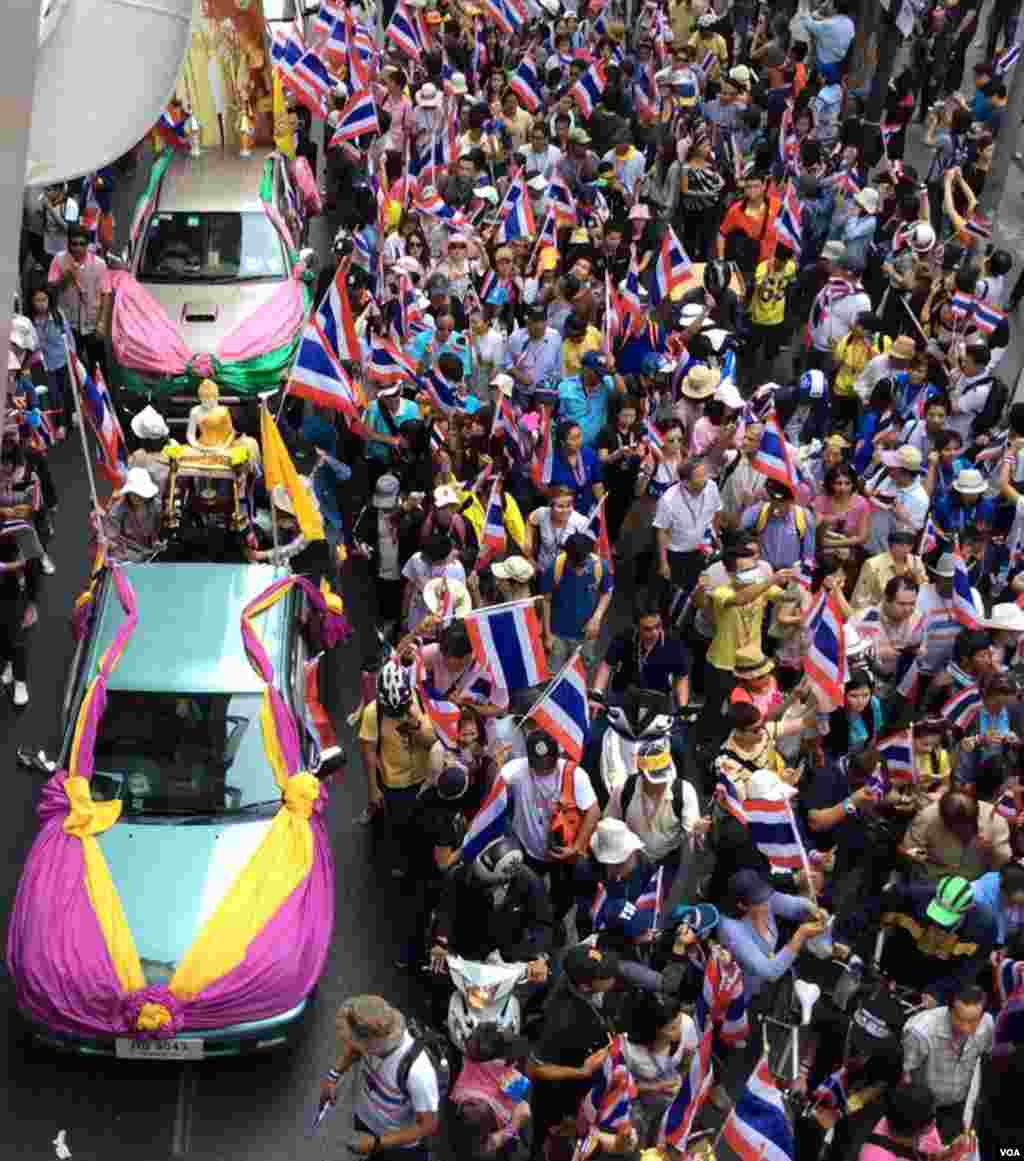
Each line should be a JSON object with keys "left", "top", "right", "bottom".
{"left": 720, "top": 1058, "right": 796, "bottom": 1161}
{"left": 418, "top": 366, "right": 461, "bottom": 414}
{"left": 412, "top": 186, "right": 471, "bottom": 230}
{"left": 571, "top": 60, "right": 608, "bottom": 118}
{"left": 804, "top": 590, "right": 847, "bottom": 711}
{"left": 385, "top": 3, "right": 422, "bottom": 61}
{"left": 951, "top": 291, "right": 977, "bottom": 327}
{"left": 746, "top": 796, "right": 805, "bottom": 872}
{"left": 831, "top": 167, "right": 863, "bottom": 198}
{"left": 997, "top": 40, "right": 1022, "bottom": 74}
{"left": 651, "top": 226, "right": 693, "bottom": 306}
{"left": 751, "top": 413, "right": 800, "bottom": 494}
{"left": 660, "top": 1001, "right": 715, "bottom": 1151}
{"left": 308, "top": 0, "right": 342, "bottom": 46}
{"left": 491, "top": 396, "right": 530, "bottom": 462}
{"left": 973, "top": 299, "right": 1007, "bottom": 336}
{"left": 634, "top": 64, "right": 658, "bottom": 123}
{"left": 350, "top": 19, "right": 375, "bottom": 87}
{"left": 707, "top": 947, "right": 750, "bottom": 1046}
{"left": 952, "top": 551, "right": 979, "bottom": 627}
{"left": 79, "top": 173, "right": 102, "bottom": 237}
{"left": 585, "top": 495, "right": 615, "bottom": 576}
{"left": 574, "top": 1036, "right": 637, "bottom": 1161}
{"left": 494, "top": 171, "right": 536, "bottom": 244}
{"left": 70, "top": 352, "right": 128, "bottom": 488}
{"left": 471, "top": 19, "right": 486, "bottom": 83}
{"left": 480, "top": 0, "right": 518, "bottom": 35}
{"left": 528, "top": 651, "right": 590, "bottom": 759}
{"left": 288, "top": 324, "right": 362, "bottom": 422}
{"left": 271, "top": 24, "right": 305, "bottom": 69}
{"left": 942, "top": 683, "right": 983, "bottom": 731}
{"left": 546, "top": 173, "right": 578, "bottom": 225}
{"left": 917, "top": 513, "right": 938, "bottom": 557}
{"left": 461, "top": 775, "right": 512, "bottom": 863}
{"left": 282, "top": 47, "right": 334, "bottom": 116}
{"left": 810, "top": 1068, "right": 848, "bottom": 1116}
{"left": 894, "top": 653, "right": 920, "bottom": 703}
{"left": 775, "top": 181, "right": 802, "bottom": 260}
{"left": 619, "top": 250, "right": 645, "bottom": 336}
{"left": 329, "top": 89, "right": 379, "bottom": 145}
{"left": 155, "top": 107, "right": 190, "bottom": 151}
{"left": 480, "top": 478, "right": 507, "bottom": 562}
{"left": 510, "top": 54, "right": 543, "bottom": 113}
{"left": 368, "top": 336, "right": 418, "bottom": 384}
{"left": 641, "top": 416, "right": 664, "bottom": 453}
{"left": 530, "top": 210, "right": 559, "bottom": 272}
{"left": 323, "top": 15, "right": 348, "bottom": 69}
{"left": 316, "top": 261, "right": 362, "bottom": 365}
{"left": 714, "top": 766, "right": 749, "bottom": 826}
{"left": 465, "top": 600, "right": 548, "bottom": 692}
{"left": 531, "top": 405, "right": 555, "bottom": 486}
{"left": 416, "top": 654, "right": 461, "bottom": 749}
{"left": 878, "top": 728, "right": 915, "bottom": 784}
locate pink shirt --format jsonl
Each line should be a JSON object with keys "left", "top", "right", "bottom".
{"left": 813, "top": 493, "right": 870, "bottom": 539}
{"left": 48, "top": 251, "right": 110, "bottom": 335}
{"left": 450, "top": 1059, "right": 520, "bottom": 1127}
{"left": 858, "top": 1117, "right": 945, "bottom": 1160}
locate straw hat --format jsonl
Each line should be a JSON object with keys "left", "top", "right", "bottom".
{"left": 491, "top": 555, "right": 535, "bottom": 583}
{"left": 680, "top": 365, "right": 720, "bottom": 399}
{"left": 890, "top": 335, "right": 917, "bottom": 360}
{"left": 416, "top": 83, "right": 442, "bottom": 107}
{"left": 423, "top": 576, "right": 472, "bottom": 617}
{"left": 733, "top": 644, "right": 775, "bottom": 681}
{"left": 879, "top": 446, "right": 923, "bottom": 473}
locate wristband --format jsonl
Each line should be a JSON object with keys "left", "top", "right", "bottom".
{"left": 327, "top": 1068, "right": 341, "bottom": 1081}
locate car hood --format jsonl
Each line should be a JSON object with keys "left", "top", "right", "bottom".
{"left": 134, "top": 278, "right": 286, "bottom": 356}
{"left": 97, "top": 816, "right": 275, "bottom": 973}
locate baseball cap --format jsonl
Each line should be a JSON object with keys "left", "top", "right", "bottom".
{"left": 848, "top": 989, "right": 907, "bottom": 1059}
{"left": 563, "top": 943, "right": 620, "bottom": 985}
{"left": 729, "top": 869, "right": 773, "bottom": 905}
{"left": 526, "top": 729, "right": 558, "bottom": 770}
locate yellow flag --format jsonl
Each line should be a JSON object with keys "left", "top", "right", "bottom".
{"left": 273, "top": 68, "right": 297, "bottom": 160}
{"left": 260, "top": 406, "right": 325, "bottom": 542}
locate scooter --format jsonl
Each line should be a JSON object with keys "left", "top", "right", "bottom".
{"left": 443, "top": 953, "right": 531, "bottom": 1053}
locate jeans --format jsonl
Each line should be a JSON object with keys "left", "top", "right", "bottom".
{"left": 548, "top": 634, "right": 601, "bottom": 676}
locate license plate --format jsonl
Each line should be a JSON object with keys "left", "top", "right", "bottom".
{"left": 115, "top": 1037, "right": 204, "bottom": 1060}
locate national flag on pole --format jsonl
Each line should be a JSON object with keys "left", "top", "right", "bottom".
{"left": 385, "top": 2, "right": 422, "bottom": 60}
{"left": 804, "top": 590, "right": 847, "bottom": 711}
{"left": 972, "top": 299, "right": 1007, "bottom": 336}
{"left": 70, "top": 354, "right": 128, "bottom": 488}
{"left": 491, "top": 395, "right": 529, "bottom": 462}
{"left": 480, "top": 478, "right": 507, "bottom": 563}
{"left": 460, "top": 775, "right": 512, "bottom": 863}
{"left": 287, "top": 322, "right": 363, "bottom": 421}
{"left": 745, "top": 796, "right": 805, "bottom": 871}
{"left": 775, "top": 181, "right": 802, "bottom": 259}
{"left": 527, "top": 651, "right": 590, "bottom": 759}
{"left": 651, "top": 226, "right": 693, "bottom": 305}
{"left": 573, "top": 1036, "right": 637, "bottom": 1161}
{"left": 951, "top": 551, "right": 979, "bottom": 627}
{"left": 329, "top": 89, "right": 379, "bottom": 145}
{"left": 634, "top": 64, "right": 658, "bottom": 122}
{"left": 751, "top": 413, "right": 801, "bottom": 494}
{"left": 323, "top": 15, "right": 349, "bottom": 68}
{"left": 155, "top": 107, "right": 190, "bottom": 152}
{"left": 368, "top": 337, "right": 418, "bottom": 385}
{"left": 571, "top": 60, "right": 608, "bottom": 118}
{"left": 546, "top": 173, "right": 578, "bottom": 225}
{"left": 942, "top": 683, "right": 983, "bottom": 731}
{"left": 412, "top": 185, "right": 472, "bottom": 230}
{"left": 810, "top": 1067, "right": 849, "bottom": 1116}
{"left": 281, "top": 47, "right": 334, "bottom": 116}
{"left": 618, "top": 249, "right": 645, "bottom": 335}
{"left": 418, "top": 365, "right": 461, "bottom": 414}
{"left": 714, "top": 765, "right": 749, "bottom": 826}
{"left": 878, "top": 728, "right": 915, "bottom": 783}
{"left": 271, "top": 24, "right": 305, "bottom": 70}
{"left": 464, "top": 599, "right": 549, "bottom": 691}
{"left": 531, "top": 405, "right": 555, "bottom": 486}
{"left": 481, "top": 0, "right": 526, "bottom": 37}
{"left": 509, "top": 54, "right": 543, "bottom": 113}
{"left": 494, "top": 171, "right": 536, "bottom": 244}
{"left": 585, "top": 495, "right": 615, "bottom": 576}
{"left": 416, "top": 653, "right": 461, "bottom": 749}
{"left": 719, "top": 1058, "right": 795, "bottom": 1161}
{"left": 309, "top": 0, "right": 343, "bottom": 46}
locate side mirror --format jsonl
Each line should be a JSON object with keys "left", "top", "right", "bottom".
{"left": 315, "top": 744, "right": 346, "bottom": 781}
{"left": 298, "top": 246, "right": 320, "bottom": 274}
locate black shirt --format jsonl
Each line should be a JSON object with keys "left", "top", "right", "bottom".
{"left": 603, "top": 630, "right": 690, "bottom": 698}
{"left": 530, "top": 980, "right": 611, "bottom": 1130}
{"left": 433, "top": 864, "right": 554, "bottom": 962}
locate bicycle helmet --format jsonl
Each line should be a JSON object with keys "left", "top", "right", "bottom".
{"left": 473, "top": 835, "right": 525, "bottom": 885}
{"left": 799, "top": 369, "right": 827, "bottom": 399}
{"left": 377, "top": 659, "right": 414, "bottom": 716}
{"left": 704, "top": 259, "right": 731, "bottom": 298}
{"left": 908, "top": 221, "right": 936, "bottom": 254}
{"left": 926, "top": 875, "right": 974, "bottom": 928}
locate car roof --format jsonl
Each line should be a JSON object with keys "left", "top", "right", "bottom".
{"left": 156, "top": 151, "right": 274, "bottom": 214}
{"left": 88, "top": 564, "right": 291, "bottom": 694}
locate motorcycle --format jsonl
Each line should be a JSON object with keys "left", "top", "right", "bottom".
{"left": 592, "top": 687, "right": 694, "bottom": 801}
{"left": 442, "top": 953, "right": 532, "bottom": 1053}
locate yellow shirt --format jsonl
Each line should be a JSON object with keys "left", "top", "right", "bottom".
{"left": 751, "top": 260, "right": 796, "bottom": 327}
{"left": 688, "top": 32, "right": 728, "bottom": 81}
{"left": 833, "top": 333, "right": 889, "bottom": 398}
{"left": 562, "top": 327, "right": 603, "bottom": 376}
{"left": 708, "top": 583, "right": 783, "bottom": 671}
{"left": 358, "top": 700, "right": 435, "bottom": 790}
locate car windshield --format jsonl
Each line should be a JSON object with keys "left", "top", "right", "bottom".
{"left": 138, "top": 211, "right": 287, "bottom": 282}
{"left": 90, "top": 691, "right": 282, "bottom": 815}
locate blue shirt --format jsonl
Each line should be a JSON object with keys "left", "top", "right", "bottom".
{"left": 311, "top": 453, "right": 352, "bottom": 536}
{"left": 549, "top": 447, "right": 603, "bottom": 514}
{"left": 740, "top": 503, "right": 816, "bottom": 569}
{"left": 973, "top": 871, "right": 1019, "bottom": 946}
{"left": 932, "top": 492, "right": 995, "bottom": 541}
{"left": 557, "top": 374, "right": 617, "bottom": 447}
{"left": 503, "top": 327, "right": 564, "bottom": 388}
{"left": 32, "top": 312, "right": 69, "bottom": 372}
{"left": 407, "top": 327, "right": 473, "bottom": 380}
{"left": 541, "top": 554, "right": 613, "bottom": 639}
{"left": 805, "top": 14, "right": 855, "bottom": 64}
{"left": 363, "top": 398, "right": 420, "bottom": 461}
{"left": 719, "top": 892, "right": 817, "bottom": 1001}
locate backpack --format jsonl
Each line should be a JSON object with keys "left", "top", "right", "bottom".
{"left": 395, "top": 1016, "right": 452, "bottom": 1100}
{"left": 548, "top": 760, "right": 583, "bottom": 850}
{"left": 552, "top": 551, "right": 603, "bottom": 588}
{"left": 754, "top": 502, "right": 807, "bottom": 538}
{"left": 970, "top": 375, "right": 1008, "bottom": 438}
{"left": 620, "top": 771, "right": 684, "bottom": 823}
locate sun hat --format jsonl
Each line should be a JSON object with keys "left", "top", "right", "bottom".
{"left": 854, "top": 187, "right": 880, "bottom": 214}
{"left": 9, "top": 315, "right": 37, "bottom": 352}
{"left": 130, "top": 405, "right": 169, "bottom": 441}
{"left": 985, "top": 603, "right": 1024, "bottom": 633}
{"left": 821, "top": 240, "right": 847, "bottom": 263}
{"left": 527, "top": 174, "right": 549, "bottom": 192}
{"left": 416, "top": 82, "right": 442, "bottom": 107}
{"left": 680, "top": 365, "right": 721, "bottom": 399}
{"left": 890, "top": 334, "right": 917, "bottom": 360}
{"left": 491, "top": 555, "right": 535, "bottom": 583}
{"left": 337, "top": 995, "right": 405, "bottom": 1055}
{"left": 590, "top": 817, "right": 646, "bottom": 864}
{"left": 636, "top": 737, "right": 673, "bottom": 783}
{"left": 714, "top": 380, "right": 745, "bottom": 411}
{"left": 120, "top": 466, "right": 159, "bottom": 500}
{"left": 729, "top": 869, "right": 773, "bottom": 905}
{"left": 733, "top": 644, "right": 774, "bottom": 681}
{"left": 879, "top": 445, "right": 923, "bottom": 473}
{"left": 748, "top": 766, "right": 796, "bottom": 801}
{"left": 423, "top": 576, "right": 472, "bottom": 617}
{"left": 953, "top": 467, "right": 987, "bottom": 496}
{"left": 563, "top": 943, "right": 620, "bottom": 985}
{"left": 372, "top": 474, "right": 401, "bottom": 509}
{"left": 729, "top": 64, "right": 756, "bottom": 88}
{"left": 434, "top": 483, "right": 460, "bottom": 507}
{"left": 930, "top": 551, "right": 958, "bottom": 578}
{"left": 926, "top": 875, "right": 974, "bottom": 928}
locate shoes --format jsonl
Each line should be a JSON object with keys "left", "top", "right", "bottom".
{"left": 1, "top": 662, "right": 11, "bottom": 686}
{"left": 21, "top": 603, "right": 38, "bottom": 629}
{"left": 12, "top": 681, "right": 29, "bottom": 707}
{"left": 41, "top": 554, "right": 55, "bottom": 576}
{"left": 355, "top": 806, "right": 376, "bottom": 825}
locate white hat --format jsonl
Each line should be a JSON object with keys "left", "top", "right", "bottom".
{"left": 395, "top": 256, "right": 423, "bottom": 277}
{"left": 909, "top": 221, "right": 936, "bottom": 253}
{"left": 879, "top": 445, "right": 923, "bottom": 473}
{"left": 130, "top": 404, "right": 169, "bottom": 441}
{"left": 373, "top": 474, "right": 401, "bottom": 509}
{"left": 491, "top": 555, "right": 535, "bottom": 583}
{"left": 714, "top": 380, "right": 744, "bottom": 410}
{"left": 539, "top": 0, "right": 560, "bottom": 13}
{"left": 654, "top": 66, "right": 673, "bottom": 84}
{"left": 527, "top": 174, "right": 549, "bottom": 192}
{"left": 589, "top": 818, "right": 645, "bottom": 864}
{"left": 492, "top": 372, "right": 515, "bottom": 397}
{"left": 9, "top": 315, "right": 37, "bottom": 352}
{"left": 985, "top": 603, "right": 1024, "bottom": 633}
{"left": 475, "top": 186, "right": 500, "bottom": 205}
{"left": 748, "top": 767, "right": 795, "bottom": 801}
{"left": 449, "top": 72, "right": 468, "bottom": 95}
{"left": 434, "top": 483, "right": 460, "bottom": 507}
{"left": 423, "top": 576, "right": 472, "bottom": 617}
{"left": 931, "top": 552, "right": 957, "bottom": 578}
{"left": 121, "top": 466, "right": 159, "bottom": 500}
{"left": 953, "top": 468, "right": 987, "bottom": 496}
{"left": 628, "top": 203, "right": 652, "bottom": 220}
{"left": 416, "top": 83, "right": 442, "bottom": 107}
{"left": 728, "top": 64, "right": 756, "bottom": 88}
{"left": 679, "top": 302, "right": 705, "bottom": 324}
{"left": 821, "top": 240, "right": 847, "bottom": 263}
{"left": 697, "top": 11, "right": 717, "bottom": 26}
{"left": 854, "top": 187, "right": 880, "bottom": 215}
{"left": 844, "top": 622, "right": 870, "bottom": 660}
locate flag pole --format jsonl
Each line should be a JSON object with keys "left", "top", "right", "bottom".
{"left": 514, "top": 646, "right": 581, "bottom": 729}
{"left": 261, "top": 403, "right": 282, "bottom": 566}
{"left": 64, "top": 338, "right": 106, "bottom": 540}
{"left": 459, "top": 594, "right": 544, "bottom": 618}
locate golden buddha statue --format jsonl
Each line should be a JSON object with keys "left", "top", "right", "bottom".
{"left": 187, "top": 379, "right": 237, "bottom": 460}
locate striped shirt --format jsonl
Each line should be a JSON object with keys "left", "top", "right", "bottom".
{"left": 915, "top": 584, "right": 983, "bottom": 676}
{"left": 354, "top": 1030, "right": 440, "bottom": 1136}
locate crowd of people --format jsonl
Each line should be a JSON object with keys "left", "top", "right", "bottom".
{"left": 7, "top": 0, "right": 1024, "bottom": 1155}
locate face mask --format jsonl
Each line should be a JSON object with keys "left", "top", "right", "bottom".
{"left": 736, "top": 568, "right": 760, "bottom": 585}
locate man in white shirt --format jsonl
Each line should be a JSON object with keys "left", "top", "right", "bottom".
{"left": 523, "top": 123, "right": 563, "bottom": 180}
{"left": 654, "top": 458, "right": 723, "bottom": 596}
{"left": 947, "top": 341, "right": 995, "bottom": 443}
{"left": 853, "top": 333, "right": 916, "bottom": 403}
{"left": 806, "top": 243, "right": 872, "bottom": 369}
{"left": 865, "top": 446, "right": 929, "bottom": 554}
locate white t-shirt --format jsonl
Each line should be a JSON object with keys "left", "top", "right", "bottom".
{"left": 622, "top": 1012, "right": 698, "bottom": 1084}
{"left": 402, "top": 555, "right": 467, "bottom": 632}
{"left": 501, "top": 756, "right": 598, "bottom": 859}
{"left": 354, "top": 1030, "right": 440, "bottom": 1137}
{"left": 530, "top": 507, "right": 590, "bottom": 574}
{"left": 653, "top": 481, "right": 723, "bottom": 553}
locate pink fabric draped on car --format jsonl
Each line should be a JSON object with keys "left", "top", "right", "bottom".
{"left": 109, "top": 270, "right": 307, "bottom": 375}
